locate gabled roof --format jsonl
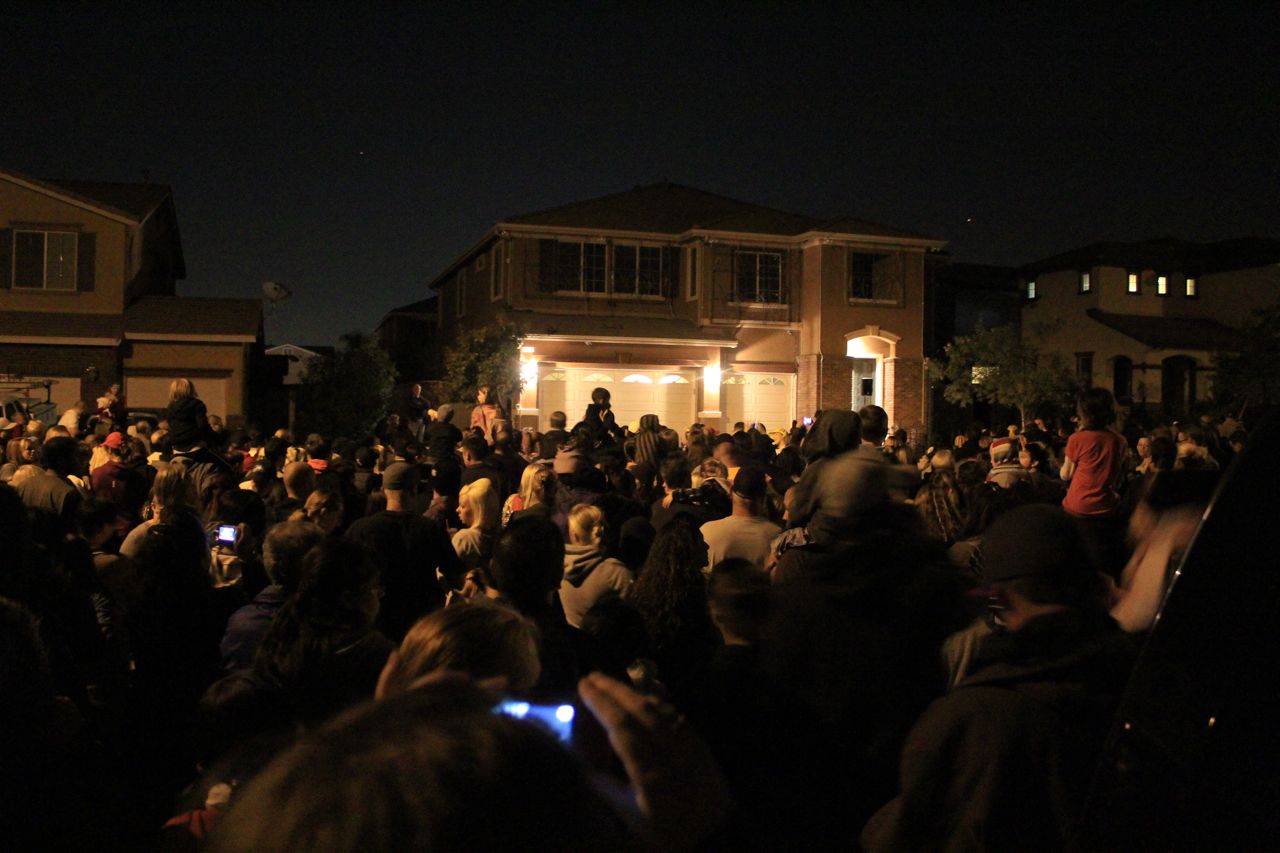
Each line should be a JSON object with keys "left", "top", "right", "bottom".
{"left": 42, "top": 179, "right": 174, "bottom": 221}
{"left": 1023, "top": 237, "right": 1280, "bottom": 278}
{"left": 125, "top": 297, "right": 262, "bottom": 342}
{"left": 503, "top": 182, "right": 940, "bottom": 241}
{"left": 1086, "top": 309, "right": 1240, "bottom": 351}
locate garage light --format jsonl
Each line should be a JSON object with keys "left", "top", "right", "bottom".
{"left": 703, "top": 366, "right": 721, "bottom": 385}
{"left": 520, "top": 359, "right": 539, "bottom": 385}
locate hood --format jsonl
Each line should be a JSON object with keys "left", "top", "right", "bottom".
{"left": 802, "top": 410, "right": 860, "bottom": 461}
{"left": 564, "top": 542, "right": 608, "bottom": 587}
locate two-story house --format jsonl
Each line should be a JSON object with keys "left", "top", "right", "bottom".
{"left": 426, "top": 183, "right": 945, "bottom": 436}
{"left": 0, "top": 167, "right": 262, "bottom": 425}
{"left": 1020, "top": 237, "right": 1280, "bottom": 419}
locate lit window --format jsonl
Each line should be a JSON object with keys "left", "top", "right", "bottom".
{"left": 1128, "top": 273, "right": 1139, "bottom": 294}
{"left": 13, "top": 230, "right": 77, "bottom": 291}
{"left": 1186, "top": 277, "right": 1198, "bottom": 297}
{"left": 622, "top": 374, "right": 653, "bottom": 384}
{"left": 1156, "top": 275, "right": 1168, "bottom": 296}
{"left": 1079, "top": 272, "right": 1091, "bottom": 293}
{"left": 722, "top": 375, "right": 748, "bottom": 385}
{"left": 542, "top": 371, "right": 567, "bottom": 382}
{"left": 582, "top": 372, "right": 613, "bottom": 383}
{"left": 733, "top": 250, "right": 785, "bottom": 304}
{"left": 659, "top": 374, "right": 689, "bottom": 384}
{"left": 759, "top": 377, "right": 785, "bottom": 386}
{"left": 1026, "top": 280, "right": 1037, "bottom": 300}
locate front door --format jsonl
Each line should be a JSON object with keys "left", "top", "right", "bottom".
{"left": 851, "top": 358, "right": 877, "bottom": 411}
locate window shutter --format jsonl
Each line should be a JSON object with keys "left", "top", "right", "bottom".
{"left": 537, "top": 239, "right": 557, "bottom": 293}
{"left": 0, "top": 229, "right": 11, "bottom": 289}
{"left": 663, "top": 246, "right": 680, "bottom": 298}
{"left": 77, "top": 232, "right": 96, "bottom": 292}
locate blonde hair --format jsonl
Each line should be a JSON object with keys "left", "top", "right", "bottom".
{"left": 382, "top": 603, "right": 541, "bottom": 695}
{"left": 458, "top": 479, "right": 499, "bottom": 532}
{"left": 568, "top": 503, "right": 604, "bottom": 545}
{"left": 517, "top": 463, "right": 548, "bottom": 507}
{"left": 88, "top": 444, "right": 112, "bottom": 474}
{"left": 169, "top": 377, "right": 197, "bottom": 404}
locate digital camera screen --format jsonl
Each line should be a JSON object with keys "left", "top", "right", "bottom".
{"left": 216, "top": 524, "right": 237, "bottom": 544}
{"left": 495, "top": 700, "right": 576, "bottom": 743}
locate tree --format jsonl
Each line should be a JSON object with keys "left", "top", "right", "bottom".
{"left": 440, "top": 321, "right": 524, "bottom": 414}
{"left": 1212, "top": 300, "right": 1280, "bottom": 418}
{"left": 296, "top": 332, "right": 396, "bottom": 438}
{"left": 929, "top": 322, "right": 1076, "bottom": 427}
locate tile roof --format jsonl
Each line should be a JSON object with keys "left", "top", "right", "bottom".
{"left": 504, "top": 182, "right": 941, "bottom": 241}
{"left": 41, "top": 179, "right": 174, "bottom": 221}
{"left": 125, "top": 297, "right": 262, "bottom": 339}
{"left": 1024, "top": 237, "right": 1280, "bottom": 277}
{"left": 1086, "top": 309, "right": 1241, "bottom": 351}
{"left": 514, "top": 310, "right": 739, "bottom": 344}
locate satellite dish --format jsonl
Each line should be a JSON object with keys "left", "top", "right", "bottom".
{"left": 262, "top": 281, "right": 293, "bottom": 303}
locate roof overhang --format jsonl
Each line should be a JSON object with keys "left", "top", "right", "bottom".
{"left": 523, "top": 332, "right": 738, "bottom": 349}
{"left": 125, "top": 332, "right": 257, "bottom": 344}
{"left": 0, "top": 170, "right": 139, "bottom": 224}
{"left": 0, "top": 335, "right": 121, "bottom": 346}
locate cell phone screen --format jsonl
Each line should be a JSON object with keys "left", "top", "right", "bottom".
{"left": 217, "top": 524, "right": 237, "bottom": 544}
{"left": 495, "top": 699, "right": 576, "bottom": 743}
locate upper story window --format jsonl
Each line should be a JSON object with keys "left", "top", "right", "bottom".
{"left": 14, "top": 230, "right": 77, "bottom": 291}
{"left": 1127, "top": 272, "right": 1140, "bottom": 294}
{"left": 848, "top": 251, "right": 901, "bottom": 303}
{"left": 1156, "top": 274, "right": 1168, "bottom": 296}
{"left": 733, "top": 249, "right": 784, "bottom": 304}
{"left": 613, "top": 245, "right": 666, "bottom": 296}
{"left": 555, "top": 241, "right": 607, "bottom": 293}
{"left": 686, "top": 246, "right": 699, "bottom": 301}
{"left": 1025, "top": 279, "right": 1037, "bottom": 300}
{"left": 1186, "top": 276, "right": 1198, "bottom": 297}
{"left": 1079, "top": 271, "right": 1091, "bottom": 293}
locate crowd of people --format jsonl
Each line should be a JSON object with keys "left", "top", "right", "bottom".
{"left": 0, "top": 377, "right": 1244, "bottom": 850}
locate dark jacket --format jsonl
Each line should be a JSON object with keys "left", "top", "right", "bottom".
{"left": 165, "top": 396, "right": 213, "bottom": 450}
{"left": 862, "top": 609, "right": 1136, "bottom": 853}
{"left": 344, "top": 510, "right": 458, "bottom": 639}
{"left": 424, "top": 421, "right": 463, "bottom": 462}
{"left": 220, "top": 584, "right": 287, "bottom": 672}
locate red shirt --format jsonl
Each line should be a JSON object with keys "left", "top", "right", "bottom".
{"left": 1063, "top": 428, "right": 1127, "bottom": 516}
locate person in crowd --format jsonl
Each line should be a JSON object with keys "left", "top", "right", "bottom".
{"left": 220, "top": 521, "right": 327, "bottom": 672}
{"left": 58, "top": 399, "right": 86, "bottom": 434}
{"left": 1060, "top": 388, "right": 1129, "bottom": 577}
{"left": 459, "top": 434, "right": 504, "bottom": 493}
{"left": 490, "top": 425, "right": 527, "bottom": 499}
{"left": 986, "top": 436, "right": 1030, "bottom": 489}
{"left": 862, "top": 504, "right": 1135, "bottom": 852}
{"left": 405, "top": 383, "right": 430, "bottom": 442}
{"left": 344, "top": 461, "right": 458, "bottom": 640}
{"left": 451, "top": 478, "right": 500, "bottom": 580}
{"left": 632, "top": 413, "right": 670, "bottom": 470}
{"left": 289, "top": 486, "right": 345, "bottom": 535}
{"left": 469, "top": 385, "right": 505, "bottom": 442}
{"left": 376, "top": 602, "right": 541, "bottom": 697}
{"left": 1, "top": 434, "right": 37, "bottom": 482}
{"left": 164, "top": 378, "right": 213, "bottom": 451}
{"left": 423, "top": 403, "right": 463, "bottom": 463}
{"left": 540, "top": 410, "right": 570, "bottom": 460}
{"left": 627, "top": 514, "right": 717, "bottom": 708}
{"left": 273, "top": 460, "right": 315, "bottom": 522}
{"left": 561, "top": 503, "right": 634, "bottom": 628}
{"left": 424, "top": 460, "right": 463, "bottom": 530}
{"left": 89, "top": 431, "right": 150, "bottom": 521}
{"left": 700, "top": 467, "right": 782, "bottom": 572}
{"left": 14, "top": 434, "right": 84, "bottom": 527}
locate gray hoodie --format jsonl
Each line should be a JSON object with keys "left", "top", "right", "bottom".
{"left": 560, "top": 542, "right": 634, "bottom": 628}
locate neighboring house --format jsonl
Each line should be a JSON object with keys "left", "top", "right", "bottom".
{"left": 425, "top": 183, "right": 946, "bottom": 434}
{"left": 375, "top": 297, "right": 439, "bottom": 383}
{"left": 265, "top": 343, "right": 330, "bottom": 386}
{"left": 0, "top": 167, "right": 262, "bottom": 425}
{"left": 1020, "top": 237, "right": 1280, "bottom": 419}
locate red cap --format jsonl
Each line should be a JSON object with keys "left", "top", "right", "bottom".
{"left": 104, "top": 431, "right": 125, "bottom": 449}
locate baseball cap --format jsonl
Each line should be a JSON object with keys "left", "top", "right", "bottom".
{"left": 104, "top": 431, "right": 126, "bottom": 449}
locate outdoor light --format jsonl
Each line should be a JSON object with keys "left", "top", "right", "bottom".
{"left": 703, "top": 365, "right": 721, "bottom": 385}
{"left": 520, "top": 358, "right": 539, "bottom": 385}
{"left": 520, "top": 345, "right": 535, "bottom": 353}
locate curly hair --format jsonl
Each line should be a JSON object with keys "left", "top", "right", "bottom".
{"left": 627, "top": 515, "right": 712, "bottom": 653}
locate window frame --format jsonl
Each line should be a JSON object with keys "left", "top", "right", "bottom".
{"left": 1127, "top": 272, "right": 1141, "bottom": 295}
{"left": 731, "top": 248, "right": 786, "bottom": 305}
{"left": 1076, "top": 352, "right": 1095, "bottom": 387}
{"left": 1078, "top": 270, "right": 1091, "bottom": 294}
{"left": 552, "top": 241, "right": 608, "bottom": 295}
{"left": 611, "top": 242, "right": 668, "bottom": 299}
{"left": 1025, "top": 279, "right": 1038, "bottom": 301}
{"left": 1186, "top": 276, "right": 1198, "bottom": 298}
{"left": 12, "top": 229, "right": 78, "bottom": 292}
{"left": 847, "top": 250, "right": 902, "bottom": 305}
{"left": 686, "top": 245, "right": 699, "bottom": 302}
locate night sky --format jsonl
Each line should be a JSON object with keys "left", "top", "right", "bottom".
{"left": 4, "top": 4, "right": 1277, "bottom": 346}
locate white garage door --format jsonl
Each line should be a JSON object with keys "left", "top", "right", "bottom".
{"left": 723, "top": 373, "right": 794, "bottom": 433}
{"left": 126, "top": 376, "right": 228, "bottom": 420}
{"left": 537, "top": 368, "right": 696, "bottom": 432}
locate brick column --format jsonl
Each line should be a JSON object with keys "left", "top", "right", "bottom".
{"left": 885, "top": 357, "right": 925, "bottom": 434}
{"left": 796, "top": 354, "right": 820, "bottom": 419}
{"left": 819, "top": 355, "right": 853, "bottom": 413}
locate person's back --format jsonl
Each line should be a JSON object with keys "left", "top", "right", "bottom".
{"left": 700, "top": 467, "right": 780, "bottom": 571}
{"left": 560, "top": 505, "right": 634, "bottom": 628}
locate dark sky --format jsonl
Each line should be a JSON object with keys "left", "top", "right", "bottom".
{"left": 4, "top": 4, "right": 1277, "bottom": 345}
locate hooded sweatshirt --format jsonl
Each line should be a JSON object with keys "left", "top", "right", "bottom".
{"left": 559, "top": 542, "right": 634, "bottom": 628}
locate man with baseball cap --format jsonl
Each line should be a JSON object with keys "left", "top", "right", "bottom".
{"left": 863, "top": 504, "right": 1135, "bottom": 851}
{"left": 987, "top": 436, "right": 1030, "bottom": 490}
{"left": 699, "top": 466, "right": 781, "bottom": 573}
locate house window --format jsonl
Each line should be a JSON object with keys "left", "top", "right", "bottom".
{"left": 555, "top": 242, "right": 606, "bottom": 293}
{"left": 1026, "top": 280, "right": 1037, "bottom": 300}
{"left": 687, "top": 246, "right": 699, "bottom": 301}
{"left": 1127, "top": 273, "right": 1140, "bottom": 294}
{"left": 1186, "top": 277, "right": 1198, "bottom": 297}
{"left": 13, "top": 230, "right": 77, "bottom": 291}
{"left": 733, "top": 250, "right": 784, "bottom": 304}
{"left": 1156, "top": 275, "right": 1168, "bottom": 296}
{"left": 622, "top": 374, "right": 653, "bottom": 384}
{"left": 491, "top": 246, "right": 503, "bottom": 300}
{"left": 660, "top": 374, "right": 689, "bottom": 384}
{"left": 848, "top": 251, "right": 901, "bottom": 302}
{"left": 613, "top": 245, "right": 665, "bottom": 296}
{"left": 1079, "top": 271, "right": 1091, "bottom": 293}
{"left": 1076, "top": 352, "right": 1094, "bottom": 386}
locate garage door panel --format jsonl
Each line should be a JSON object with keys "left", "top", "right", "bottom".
{"left": 724, "top": 373, "right": 794, "bottom": 432}
{"left": 126, "top": 376, "right": 228, "bottom": 420}
{"left": 553, "top": 369, "right": 694, "bottom": 432}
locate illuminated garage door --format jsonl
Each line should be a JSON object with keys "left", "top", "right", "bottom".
{"left": 722, "top": 373, "right": 795, "bottom": 433}
{"left": 126, "top": 376, "right": 229, "bottom": 420}
{"left": 537, "top": 368, "right": 696, "bottom": 432}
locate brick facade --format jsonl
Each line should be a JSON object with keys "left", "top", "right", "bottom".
{"left": 885, "top": 356, "right": 925, "bottom": 436}
{"left": 819, "top": 356, "right": 853, "bottom": 413}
